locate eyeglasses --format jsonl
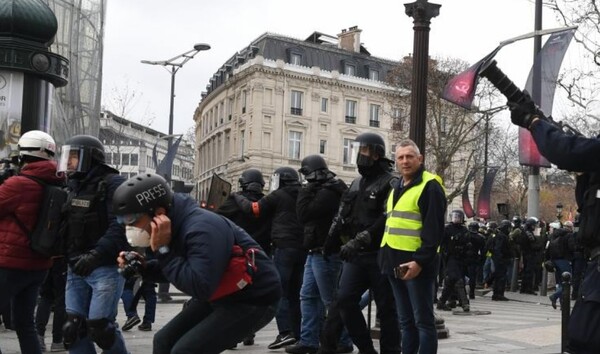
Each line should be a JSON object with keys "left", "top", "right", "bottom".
{"left": 116, "top": 213, "right": 144, "bottom": 226}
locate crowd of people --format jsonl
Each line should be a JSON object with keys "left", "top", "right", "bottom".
{"left": 0, "top": 109, "right": 598, "bottom": 353}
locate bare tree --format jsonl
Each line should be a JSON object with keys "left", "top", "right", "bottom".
{"left": 388, "top": 56, "right": 501, "bottom": 203}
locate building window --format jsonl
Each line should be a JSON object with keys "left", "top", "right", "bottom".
{"left": 130, "top": 153, "right": 138, "bottom": 166}
{"left": 291, "top": 90, "right": 303, "bottom": 115}
{"left": 291, "top": 53, "right": 302, "bottom": 65}
{"left": 240, "top": 130, "right": 245, "bottom": 158}
{"left": 122, "top": 153, "right": 130, "bottom": 166}
{"left": 242, "top": 90, "right": 247, "bottom": 114}
{"left": 320, "top": 140, "right": 327, "bottom": 154}
{"left": 343, "top": 138, "right": 356, "bottom": 165}
{"left": 288, "top": 131, "right": 302, "bottom": 160}
{"left": 113, "top": 153, "right": 120, "bottom": 165}
{"left": 369, "top": 69, "right": 379, "bottom": 81}
{"left": 369, "top": 104, "right": 380, "bottom": 127}
{"left": 321, "top": 97, "right": 328, "bottom": 113}
{"left": 105, "top": 153, "right": 112, "bottom": 165}
{"left": 344, "top": 64, "right": 356, "bottom": 76}
{"left": 345, "top": 100, "right": 357, "bottom": 123}
{"left": 228, "top": 97, "right": 234, "bottom": 120}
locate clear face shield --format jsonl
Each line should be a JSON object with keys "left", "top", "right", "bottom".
{"left": 269, "top": 173, "right": 280, "bottom": 192}
{"left": 352, "top": 142, "right": 375, "bottom": 167}
{"left": 450, "top": 211, "right": 463, "bottom": 224}
{"left": 57, "top": 145, "right": 86, "bottom": 175}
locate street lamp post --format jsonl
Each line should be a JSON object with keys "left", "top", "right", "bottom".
{"left": 141, "top": 43, "right": 211, "bottom": 152}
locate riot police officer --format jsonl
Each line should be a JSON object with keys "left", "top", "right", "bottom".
{"left": 465, "top": 221, "right": 486, "bottom": 299}
{"left": 437, "top": 210, "right": 470, "bottom": 312}
{"left": 286, "top": 155, "right": 352, "bottom": 354}
{"left": 320, "top": 132, "right": 400, "bottom": 354}
{"left": 517, "top": 217, "right": 544, "bottom": 295}
{"left": 233, "top": 166, "right": 306, "bottom": 349}
{"left": 58, "top": 135, "right": 130, "bottom": 353}
{"left": 489, "top": 220, "right": 512, "bottom": 301}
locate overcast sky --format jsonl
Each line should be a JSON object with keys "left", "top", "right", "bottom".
{"left": 102, "top": 0, "right": 564, "bottom": 135}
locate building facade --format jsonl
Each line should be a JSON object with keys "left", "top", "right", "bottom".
{"left": 195, "top": 27, "right": 409, "bottom": 200}
{"left": 100, "top": 110, "right": 195, "bottom": 188}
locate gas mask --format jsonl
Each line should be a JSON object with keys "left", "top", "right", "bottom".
{"left": 126, "top": 226, "right": 151, "bottom": 247}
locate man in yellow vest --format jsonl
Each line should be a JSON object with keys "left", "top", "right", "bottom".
{"left": 378, "top": 139, "right": 446, "bottom": 354}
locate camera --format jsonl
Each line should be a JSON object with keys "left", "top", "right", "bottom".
{"left": 118, "top": 252, "right": 144, "bottom": 279}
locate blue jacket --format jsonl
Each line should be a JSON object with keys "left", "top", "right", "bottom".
{"left": 148, "top": 194, "right": 281, "bottom": 305}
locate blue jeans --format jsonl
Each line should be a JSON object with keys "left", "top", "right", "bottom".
{"left": 550, "top": 259, "right": 572, "bottom": 302}
{"left": 0, "top": 267, "right": 47, "bottom": 354}
{"left": 121, "top": 279, "right": 157, "bottom": 323}
{"left": 388, "top": 271, "right": 437, "bottom": 354}
{"left": 153, "top": 299, "right": 277, "bottom": 354}
{"left": 299, "top": 253, "right": 351, "bottom": 348}
{"left": 483, "top": 257, "right": 494, "bottom": 283}
{"left": 273, "top": 247, "right": 307, "bottom": 338}
{"left": 65, "top": 265, "right": 128, "bottom": 354}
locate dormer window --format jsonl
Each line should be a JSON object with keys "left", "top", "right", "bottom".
{"left": 344, "top": 63, "right": 356, "bottom": 76}
{"left": 291, "top": 53, "right": 302, "bottom": 65}
{"left": 287, "top": 47, "right": 305, "bottom": 66}
{"left": 369, "top": 69, "right": 379, "bottom": 81}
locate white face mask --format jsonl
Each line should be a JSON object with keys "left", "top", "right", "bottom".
{"left": 126, "top": 226, "right": 151, "bottom": 247}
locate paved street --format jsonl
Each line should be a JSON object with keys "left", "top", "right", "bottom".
{"left": 0, "top": 290, "right": 567, "bottom": 354}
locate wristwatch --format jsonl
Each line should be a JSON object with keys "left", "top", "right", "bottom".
{"left": 158, "top": 245, "right": 170, "bottom": 255}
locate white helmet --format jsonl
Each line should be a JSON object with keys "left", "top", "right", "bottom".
{"left": 17, "top": 130, "right": 56, "bottom": 160}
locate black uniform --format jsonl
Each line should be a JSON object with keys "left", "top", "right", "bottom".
{"left": 321, "top": 162, "right": 400, "bottom": 354}
{"left": 516, "top": 117, "right": 600, "bottom": 351}
{"left": 438, "top": 223, "right": 470, "bottom": 311}
{"left": 489, "top": 229, "right": 512, "bottom": 300}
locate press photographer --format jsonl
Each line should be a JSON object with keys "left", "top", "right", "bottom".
{"left": 113, "top": 173, "right": 281, "bottom": 354}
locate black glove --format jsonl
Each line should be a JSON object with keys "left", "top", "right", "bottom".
{"left": 507, "top": 90, "right": 546, "bottom": 129}
{"left": 72, "top": 250, "right": 103, "bottom": 277}
{"left": 339, "top": 231, "right": 371, "bottom": 262}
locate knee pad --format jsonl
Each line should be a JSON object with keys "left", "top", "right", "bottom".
{"left": 87, "top": 318, "right": 116, "bottom": 350}
{"left": 62, "top": 313, "right": 87, "bottom": 349}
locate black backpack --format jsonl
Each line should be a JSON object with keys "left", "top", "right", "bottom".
{"left": 13, "top": 175, "right": 68, "bottom": 257}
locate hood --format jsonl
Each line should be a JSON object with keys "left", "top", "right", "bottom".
{"left": 19, "top": 160, "right": 64, "bottom": 185}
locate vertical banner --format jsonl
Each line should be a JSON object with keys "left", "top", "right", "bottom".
{"left": 462, "top": 169, "right": 476, "bottom": 218}
{"left": 0, "top": 71, "right": 24, "bottom": 160}
{"left": 153, "top": 135, "right": 183, "bottom": 181}
{"left": 520, "top": 28, "right": 575, "bottom": 167}
{"left": 476, "top": 166, "right": 499, "bottom": 220}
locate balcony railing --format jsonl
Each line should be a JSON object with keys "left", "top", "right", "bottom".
{"left": 345, "top": 116, "right": 356, "bottom": 124}
{"left": 291, "top": 107, "right": 303, "bottom": 115}
{"left": 369, "top": 120, "right": 380, "bottom": 127}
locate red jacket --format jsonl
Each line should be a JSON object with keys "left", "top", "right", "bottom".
{"left": 0, "top": 160, "right": 65, "bottom": 270}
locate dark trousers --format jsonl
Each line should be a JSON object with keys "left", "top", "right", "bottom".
{"left": 571, "top": 254, "right": 586, "bottom": 299}
{"left": 491, "top": 258, "right": 508, "bottom": 297}
{"left": 273, "top": 247, "right": 307, "bottom": 338}
{"left": 0, "top": 267, "right": 48, "bottom": 354}
{"left": 153, "top": 299, "right": 277, "bottom": 354}
{"left": 35, "top": 258, "right": 67, "bottom": 343}
{"left": 122, "top": 278, "right": 157, "bottom": 323}
{"left": 568, "top": 259, "right": 600, "bottom": 352}
{"left": 324, "top": 253, "right": 400, "bottom": 354}
{"left": 439, "top": 258, "right": 468, "bottom": 307}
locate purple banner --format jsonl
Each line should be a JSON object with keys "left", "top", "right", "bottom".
{"left": 476, "top": 167, "right": 499, "bottom": 220}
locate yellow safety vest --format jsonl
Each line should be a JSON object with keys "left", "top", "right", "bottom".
{"left": 381, "top": 171, "right": 444, "bottom": 252}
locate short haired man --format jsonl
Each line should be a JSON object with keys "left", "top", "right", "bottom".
{"left": 378, "top": 139, "right": 446, "bottom": 354}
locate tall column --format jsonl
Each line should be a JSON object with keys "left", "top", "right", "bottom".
{"left": 0, "top": 0, "right": 68, "bottom": 160}
{"left": 405, "top": 0, "right": 440, "bottom": 156}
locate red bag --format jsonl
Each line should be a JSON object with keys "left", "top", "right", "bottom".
{"left": 209, "top": 245, "right": 258, "bottom": 301}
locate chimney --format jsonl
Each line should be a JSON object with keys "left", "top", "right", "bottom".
{"left": 337, "top": 26, "right": 362, "bottom": 53}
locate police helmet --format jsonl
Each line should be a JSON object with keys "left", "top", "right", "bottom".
{"left": 354, "top": 132, "right": 386, "bottom": 159}
{"left": 487, "top": 221, "right": 498, "bottom": 230}
{"left": 274, "top": 166, "right": 299, "bottom": 182}
{"left": 450, "top": 209, "right": 465, "bottom": 224}
{"left": 299, "top": 154, "right": 334, "bottom": 182}
{"left": 17, "top": 130, "right": 56, "bottom": 161}
{"left": 512, "top": 215, "right": 522, "bottom": 227}
{"left": 524, "top": 216, "right": 539, "bottom": 230}
{"left": 238, "top": 169, "right": 265, "bottom": 189}
{"left": 58, "top": 135, "right": 106, "bottom": 176}
{"left": 467, "top": 221, "right": 479, "bottom": 232}
{"left": 113, "top": 173, "right": 173, "bottom": 216}
{"left": 498, "top": 219, "right": 512, "bottom": 234}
